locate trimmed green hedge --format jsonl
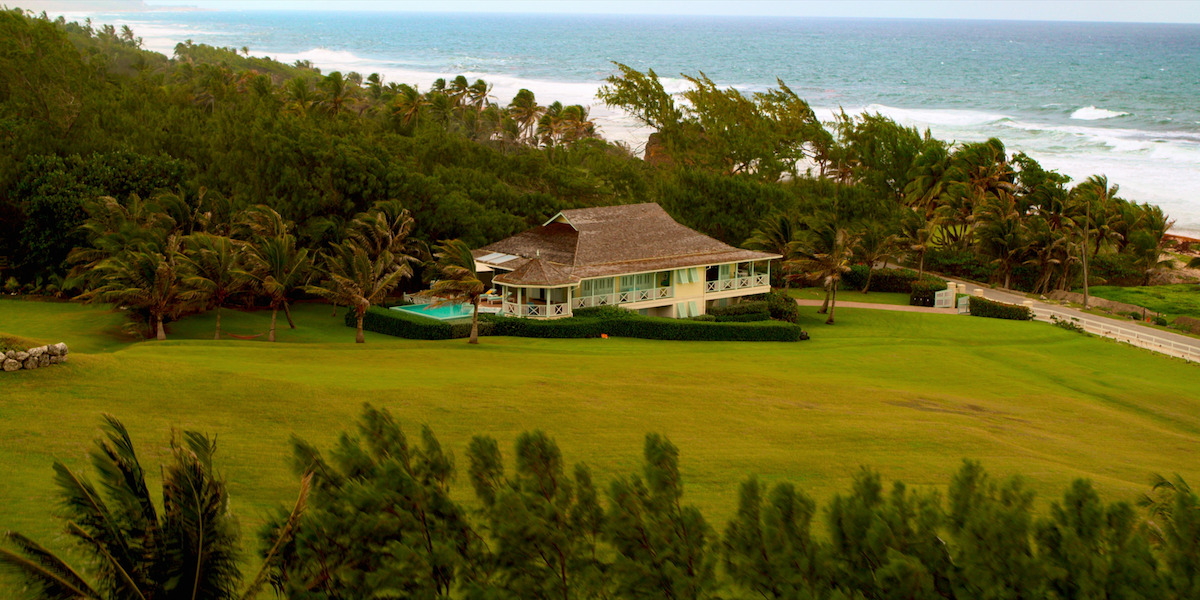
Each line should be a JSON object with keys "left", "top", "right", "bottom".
{"left": 355, "top": 305, "right": 807, "bottom": 342}
{"left": 707, "top": 300, "right": 771, "bottom": 322}
{"left": 844, "top": 266, "right": 946, "bottom": 294}
{"left": 909, "top": 280, "right": 946, "bottom": 307}
{"left": 968, "top": 296, "right": 1033, "bottom": 321}
{"left": 351, "top": 306, "right": 492, "bottom": 340}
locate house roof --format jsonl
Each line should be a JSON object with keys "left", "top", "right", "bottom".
{"left": 492, "top": 257, "right": 579, "bottom": 287}
{"left": 474, "top": 203, "right": 779, "bottom": 282}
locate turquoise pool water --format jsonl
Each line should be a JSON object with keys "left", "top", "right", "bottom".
{"left": 393, "top": 303, "right": 475, "bottom": 321}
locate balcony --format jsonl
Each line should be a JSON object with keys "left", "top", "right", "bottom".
{"left": 573, "top": 286, "right": 673, "bottom": 309}
{"left": 502, "top": 301, "right": 571, "bottom": 318}
{"left": 705, "top": 274, "right": 769, "bottom": 292}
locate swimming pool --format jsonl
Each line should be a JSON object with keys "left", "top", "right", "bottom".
{"left": 392, "top": 303, "right": 476, "bottom": 321}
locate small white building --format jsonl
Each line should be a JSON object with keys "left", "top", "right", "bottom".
{"left": 473, "top": 203, "right": 779, "bottom": 319}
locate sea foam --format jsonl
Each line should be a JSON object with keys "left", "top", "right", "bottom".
{"left": 1071, "top": 106, "right": 1131, "bottom": 120}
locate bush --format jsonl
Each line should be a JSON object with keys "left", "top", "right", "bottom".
{"left": 924, "top": 249, "right": 994, "bottom": 282}
{"left": 844, "top": 266, "right": 945, "bottom": 294}
{"left": 708, "top": 300, "right": 770, "bottom": 322}
{"left": 968, "top": 296, "right": 1033, "bottom": 321}
{"left": 766, "top": 289, "right": 799, "bottom": 323}
{"left": 1050, "top": 315, "right": 1086, "bottom": 334}
{"left": 1152, "top": 315, "right": 1168, "bottom": 326}
{"left": 352, "top": 306, "right": 492, "bottom": 340}
{"left": 1090, "top": 253, "right": 1142, "bottom": 286}
{"left": 909, "top": 279, "right": 946, "bottom": 307}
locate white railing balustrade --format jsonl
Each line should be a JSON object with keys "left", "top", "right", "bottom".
{"left": 574, "top": 287, "right": 673, "bottom": 308}
{"left": 1032, "top": 307, "right": 1200, "bottom": 363}
{"left": 706, "top": 275, "right": 769, "bottom": 293}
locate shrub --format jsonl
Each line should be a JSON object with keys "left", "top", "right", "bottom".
{"left": 708, "top": 300, "right": 770, "bottom": 322}
{"left": 572, "top": 306, "right": 638, "bottom": 320}
{"left": 909, "top": 279, "right": 946, "bottom": 307}
{"left": 844, "top": 266, "right": 946, "bottom": 294}
{"left": 925, "top": 249, "right": 994, "bottom": 282}
{"left": 689, "top": 314, "right": 718, "bottom": 322}
{"left": 1050, "top": 315, "right": 1087, "bottom": 334}
{"left": 1152, "top": 315, "right": 1168, "bottom": 326}
{"left": 766, "top": 289, "right": 799, "bottom": 323}
{"left": 352, "top": 306, "right": 493, "bottom": 340}
{"left": 968, "top": 296, "right": 1033, "bottom": 321}
{"left": 1090, "top": 253, "right": 1142, "bottom": 286}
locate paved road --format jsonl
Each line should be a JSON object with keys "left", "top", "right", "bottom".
{"left": 943, "top": 277, "right": 1200, "bottom": 363}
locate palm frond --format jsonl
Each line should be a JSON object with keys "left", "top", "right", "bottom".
{"left": 0, "top": 532, "right": 100, "bottom": 600}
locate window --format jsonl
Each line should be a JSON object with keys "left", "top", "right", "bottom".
{"left": 620, "top": 272, "right": 655, "bottom": 292}
{"left": 580, "top": 278, "right": 614, "bottom": 297}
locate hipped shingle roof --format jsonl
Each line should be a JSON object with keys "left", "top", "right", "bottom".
{"left": 475, "top": 203, "right": 779, "bottom": 283}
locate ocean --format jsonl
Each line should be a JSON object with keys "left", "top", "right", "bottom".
{"left": 63, "top": 10, "right": 1200, "bottom": 235}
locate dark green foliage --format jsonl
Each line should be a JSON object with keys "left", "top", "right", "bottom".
{"left": 465, "top": 431, "right": 607, "bottom": 599}
{"left": 1090, "top": 253, "right": 1143, "bottom": 287}
{"left": 707, "top": 300, "right": 771, "bottom": 321}
{"left": 606, "top": 434, "right": 718, "bottom": 600}
{"left": 924, "top": 248, "right": 995, "bottom": 283}
{"left": 908, "top": 279, "right": 946, "bottom": 307}
{"left": 968, "top": 296, "right": 1033, "bottom": 320}
{"left": 842, "top": 266, "right": 943, "bottom": 295}
{"left": 766, "top": 288, "right": 800, "bottom": 323}
{"left": 263, "top": 404, "right": 480, "bottom": 598}
{"left": 722, "top": 477, "right": 827, "bottom": 598}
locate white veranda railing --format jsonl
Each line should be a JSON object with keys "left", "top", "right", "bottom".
{"left": 706, "top": 275, "right": 769, "bottom": 292}
{"left": 573, "top": 286, "right": 673, "bottom": 309}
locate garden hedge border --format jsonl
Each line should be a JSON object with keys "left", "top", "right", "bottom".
{"left": 968, "top": 296, "right": 1033, "bottom": 321}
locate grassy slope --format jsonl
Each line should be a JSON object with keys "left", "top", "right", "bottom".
{"left": 787, "top": 287, "right": 913, "bottom": 306}
{"left": 1, "top": 298, "right": 1198, "bottom": 559}
{"left": 1087, "top": 284, "right": 1200, "bottom": 319}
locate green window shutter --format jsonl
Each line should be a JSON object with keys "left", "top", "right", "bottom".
{"left": 675, "top": 302, "right": 686, "bottom": 318}
{"left": 688, "top": 301, "right": 699, "bottom": 317}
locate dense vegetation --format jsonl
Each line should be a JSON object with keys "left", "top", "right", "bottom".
{"left": 3, "top": 408, "right": 1199, "bottom": 599}
{"left": 0, "top": 9, "right": 1186, "bottom": 334}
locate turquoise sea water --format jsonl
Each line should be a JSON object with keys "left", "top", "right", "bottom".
{"left": 70, "top": 10, "right": 1200, "bottom": 233}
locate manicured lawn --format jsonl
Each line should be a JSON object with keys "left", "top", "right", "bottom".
{"left": 1087, "top": 284, "right": 1200, "bottom": 319}
{"left": 1, "top": 297, "right": 1198, "bottom": 565}
{"left": 788, "top": 287, "right": 913, "bottom": 306}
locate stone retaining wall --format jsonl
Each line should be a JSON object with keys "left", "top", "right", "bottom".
{"left": 2, "top": 343, "right": 69, "bottom": 372}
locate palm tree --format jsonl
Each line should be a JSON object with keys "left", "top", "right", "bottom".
{"left": 180, "top": 233, "right": 249, "bottom": 340}
{"left": 307, "top": 243, "right": 410, "bottom": 343}
{"left": 424, "top": 239, "right": 485, "bottom": 344}
{"left": 78, "top": 239, "right": 186, "bottom": 340}
{"left": 391, "top": 83, "right": 427, "bottom": 128}
{"left": 975, "top": 196, "right": 1028, "bottom": 290}
{"left": 467, "top": 78, "right": 493, "bottom": 113}
{"left": 346, "top": 200, "right": 421, "bottom": 271}
{"left": 898, "top": 210, "right": 934, "bottom": 279}
{"left": 902, "top": 141, "right": 951, "bottom": 216}
{"left": 507, "top": 88, "right": 544, "bottom": 144}
{"left": 242, "top": 230, "right": 311, "bottom": 342}
{"left": 0, "top": 416, "right": 309, "bottom": 600}
{"left": 319, "top": 71, "right": 357, "bottom": 116}
{"left": 283, "top": 77, "right": 316, "bottom": 117}
{"left": 786, "top": 218, "right": 858, "bottom": 325}
{"left": 853, "top": 223, "right": 899, "bottom": 293}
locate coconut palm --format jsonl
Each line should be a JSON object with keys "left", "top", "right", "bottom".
{"left": 898, "top": 210, "right": 934, "bottom": 279}
{"left": 508, "top": 88, "right": 544, "bottom": 143}
{"left": 242, "top": 231, "right": 311, "bottom": 342}
{"left": 319, "top": 71, "right": 358, "bottom": 116}
{"left": 745, "top": 212, "right": 801, "bottom": 258}
{"left": 346, "top": 200, "right": 421, "bottom": 271}
{"left": 307, "top": 243, "right": 410, "bottom": 343}
{"left": 902, "top": 141, "right": 951, "bottom": 216}
{"left": 786, "top": 218, "right": 858, "bottom": 325}
{"left": 853, "top": 223, "right": 899, "bottom": 293}
{"left": 180, "top": 233, "right": 249, "bottom": 340}
{"left": 391, "top": 84, "right": 427, "bottom": 128}
{"left": 424, "top": 239, "right": 486, "bottom": 344}
{"left": 283, "top": 77, "right": 316, "bottom": 117}
{"left": 975, "top": 196, "right": 1029, "bottom": 290}
{"left": 0, "top": 415, "right": 309, "bottom": 600}
{"left": 78, "top": 238, "right": 186, "bottom": 340}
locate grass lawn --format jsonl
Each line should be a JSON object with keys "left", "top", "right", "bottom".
{"left": 1, "top": 297, "right": 1198, "bottom": 566}
{"left": 1086, "top": 284, "right": 1200, "bottom": 319}
{"left": 787, "top": 287, "right": 913, "bottom": 306}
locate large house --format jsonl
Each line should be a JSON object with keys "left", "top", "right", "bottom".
{"left": 473, "top": 203, "right": 780, "bottom": 319}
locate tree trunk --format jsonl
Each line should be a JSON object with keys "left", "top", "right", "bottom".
{"left": 284, "top": 300, "right": 296, "bottom": 329}
{"left": 156, "top": 314, "right": 166, "bottom": 340}
{"left": 863, "top": 268, "right": 874, "bottom": 294}
{"left": 1004, "top": 270, "right": 1011, "bottom": 290}
{"left": 355, "top": 312, "right": 365, "bottom": 344}
{"left": 469, "top": 298, "right": 480, "bottom": 345}
{"left": 918, "top": 252, "right": 926, "bottom": 280}
{"left": 269, "top": 307, "right": 278, "bottom": 342}
{"left": 214, "top": 305, "right": 222, "bottom": 340}
{"left": 826, "top": 285, "right": 837, "bottom": 325}
{"left": 818, "top": 280, "right": 830, "bottom": 314}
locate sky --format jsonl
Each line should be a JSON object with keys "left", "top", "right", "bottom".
{"left": 25, "top": 0, "right": 1200, "bottom": 23}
